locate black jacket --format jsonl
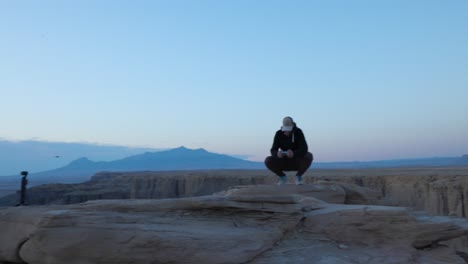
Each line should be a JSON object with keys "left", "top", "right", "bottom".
{"left": 270, "top": 125, "right": 308, "bottom": 158}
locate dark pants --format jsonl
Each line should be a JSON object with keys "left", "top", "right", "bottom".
{"left": 20, "top": 186, "right": 26, "bottom": 205}
{"left": 265, "top": 152, "right": 313, "bottom": 177}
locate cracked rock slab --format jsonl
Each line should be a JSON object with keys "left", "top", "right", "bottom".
{"left": 1, "top": 184, "right": 468, "bottom": 264}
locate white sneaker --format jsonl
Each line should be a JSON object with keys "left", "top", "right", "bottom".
{"left": 295, "top": 175, "right": 303, "bottom": 185}
{"left": 277, "top": 176, "right": 287, "bottom": 185}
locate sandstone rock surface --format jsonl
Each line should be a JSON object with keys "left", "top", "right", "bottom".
{"left": 4, "top": 168, "right": 468, "bottom": 217}
{"left": 1, "top": 184, "right": 467, "bottom": 264}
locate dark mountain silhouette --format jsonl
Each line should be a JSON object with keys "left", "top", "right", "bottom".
{"left": 26, "top": 146, "right": 264, "bottom": 183}
{"left": 0, "top": 139, "right": 165, "bottom": 175}
{"left": 2, "top": 145, "right": 468, "bottom": 187}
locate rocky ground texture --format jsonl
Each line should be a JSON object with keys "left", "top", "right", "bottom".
{"left": 1, "top": 182, "right": 468, "bottom": 264}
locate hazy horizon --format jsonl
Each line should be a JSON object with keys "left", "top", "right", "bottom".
{"left": 0, "top": 139, "right": 466, "bottom": 176}
{"left": 1, "top": 1, "right": 467, "bottom": 163}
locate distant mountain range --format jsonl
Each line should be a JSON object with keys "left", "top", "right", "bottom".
{"left": 1, "top": 145, "right": 467, "bottom": 185}
{"left": 0, "top": 139, "right": 165, "bottom": 175}
{"left": 18, "top": 147, "right": 264, "bottom": 183}
{"left": 315, "top": 155, "right": 468, "bottom": 169}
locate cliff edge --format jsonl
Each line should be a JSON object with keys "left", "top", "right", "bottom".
{"left": 1, "top": 184, "right": 468, "bottom": 264}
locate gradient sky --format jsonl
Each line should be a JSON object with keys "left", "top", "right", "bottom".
{"left": 1, "top": 0, "right": 467, "bottom": 162}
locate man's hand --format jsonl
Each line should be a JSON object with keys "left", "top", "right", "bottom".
{"left": 277, "top": 151, "right": 284, "bottom": 158}
{"left": 287, "top": 149, "right": 294, "bottom": 158}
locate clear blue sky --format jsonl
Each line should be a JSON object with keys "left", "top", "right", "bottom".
{"left": 1, "top": 0, "right": 467, "bottom": 162}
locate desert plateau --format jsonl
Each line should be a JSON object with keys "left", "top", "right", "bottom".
{"left": 2, "top": 167, "right": 468, "bottom": 263}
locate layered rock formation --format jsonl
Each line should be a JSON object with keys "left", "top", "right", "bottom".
{"left": 4, "top": 168, "right": 468, "bottom": 219}
{"left": 309, "top": 167, "right": 468, "bottom": 218}
{"left": 1, "top": 184, "right": 468, "bottom": 264}
{"left": 0, "top": 170, "right": 273, "bottom": 206}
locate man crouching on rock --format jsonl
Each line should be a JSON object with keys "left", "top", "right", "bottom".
{"left": 265, "top": 116, "right": 313, "bottom": 185}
